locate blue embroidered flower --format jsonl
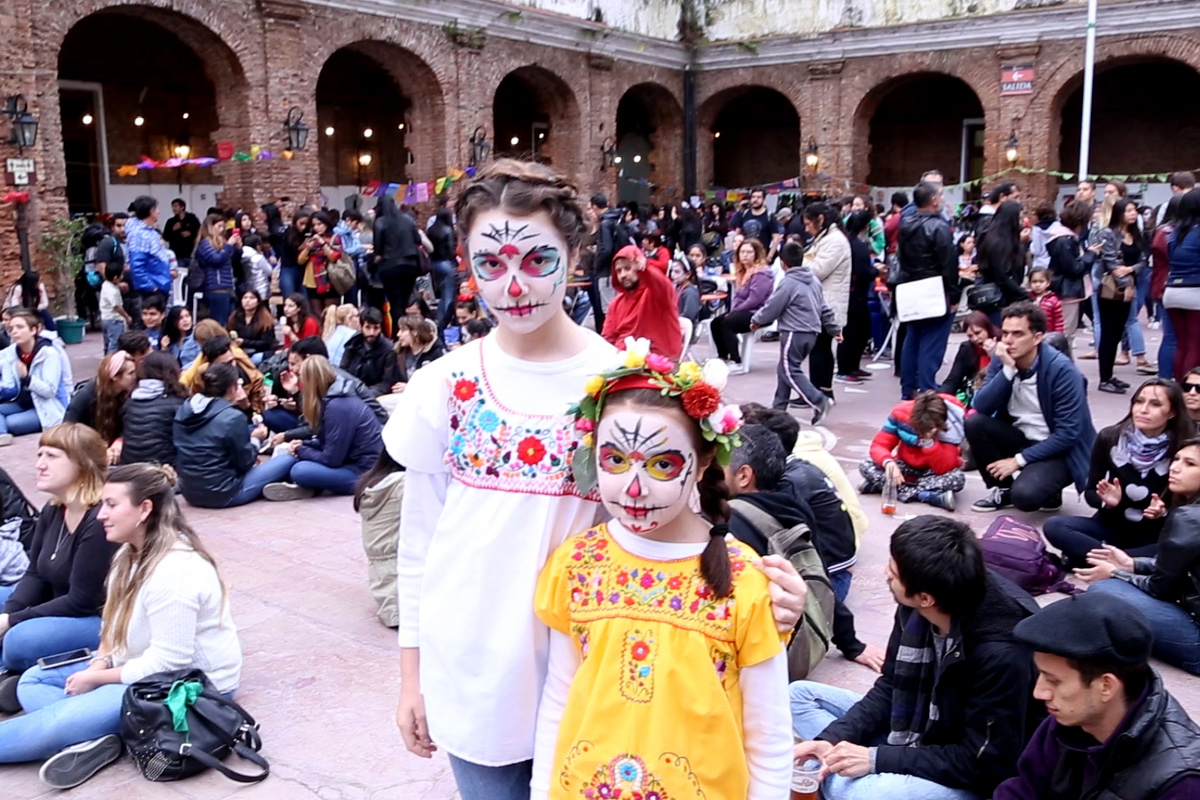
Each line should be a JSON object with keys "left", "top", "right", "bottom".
{"left": 616, "top": 760, "right": 642, "bottom": 783}
{"left": 477, "top": 409, "right": 500, "bottom": 433}
{"left": 449, "top": 434, "right": 466, "bottom": 455}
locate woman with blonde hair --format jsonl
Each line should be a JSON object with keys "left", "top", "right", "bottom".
{"left": 263, "top": 354, "right": 383, "bottom": 501}
{"left": 0, "top": 463, "right": 241, "bottom": 789}
{"left": 0, "top": 424, "right": 118, "bottom": 713}
{"left": 322, "top": 303, "right": 361, "bottom": 368}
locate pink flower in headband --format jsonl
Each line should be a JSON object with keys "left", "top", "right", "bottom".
{"left": 645, "top": 353, "right": 674, "bottom": 374}
{"left": 706, "top": 405, "right": 743, "bottom": 437}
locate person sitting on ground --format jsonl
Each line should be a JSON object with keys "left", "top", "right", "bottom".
{"left": 0, "top": 424, "right": 117, "bottom": 713}
{"left": 792, "top": 516, "right": 1038, "bottom": 800}
{"left": 967, "top": 302, "right": 1097, "bottom": 513}
{"left": 118, "top": 351, "right": 187, "bottom": 467}
{"left": 1072, "top": 436, "right": 1200, "bottom": 675}
{"left": 263, "top": 355, "right": 383, "bottom": 501}
{"left": 91, "top": 352, "right": 138, "bottom": 465}
{"left": 279, "top": 292, "right": 320, "bottom": 349}
{"left": 0, "top": 463, "right": 243, "bottom": 789}
{"left": 1028, "top": 267, "right": 1064, "bottom": 333}
{"left": 381, "top": 315, "right": 446, "bottom": 396}
{"left": 1044, "top": 379, "right": 1190, "bottom": 568}
{"left": 227, "top": 289, "right": 277, "bottom": 367}
{"left": 161, "top": 306, "right": 199, "bottom": 367}
{"left": 339, "top": 306, "right": 396, "bottom": 396}
{"left": 354, "top": 447, "right": 404, "bottom": 628}
{"left": 138, "top": 293, "right": 167, "bottom": 351}
{"left": 993, "top": 591, "right": 1200, "bottom": 798}
{"left": 174, "top": 363, "right": 290, "bottom": 508}
{"left": 443, "top": 297, "right": 483, "bottom": 350}
{"left": 461, "top": 318, "right": 492, "bottom": 346}
{"left": 751, "top": 240, "right": 840, "bottom": 422}
{"left": 600, "top": 244, "right": 683, "bottom": 359}
{"left": 179, "top": 318, "right": 261, "bottom": 395}
{"left": 859, "top": 390, "right": 967, "bottom": 512}
{"left": 711, "top": 237, "right": 775, "bottom": 365}
{"left": 0, "top": 310, "right": 73, "bottom": 445}
{"left": 266, "top": 336, "right": 387, "bottom": 443}
{"left": 322, "top": 303, "right": 360, "bottom": 370}
{"left": 191, "top": 335, "right": 266, "bottom": 413}
{"left": 740, "top": 403, "right": 883, "bottom": 671}
{"left": 938, "top": 311, "right": 997, "bottom": 406}
{"left": 63, "top": 332, "right": 147, "bottom": 432}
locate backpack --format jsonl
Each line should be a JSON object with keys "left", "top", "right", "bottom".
{"left": 980, "top": 515, "right": 1075, "bottom": 596}
{"left": 729, "top": 499, "right": 835, "bottom": 681}
{"left": 0, "top": 464, "right": 37, "bottom": 553}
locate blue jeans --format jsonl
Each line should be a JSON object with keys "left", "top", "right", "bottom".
{"left": 289, "top": 459, "right": 361, "bottom": 495}
{"left": 0, "top": 661, "right": 125, "bottom": 762}
{"left": 0, "top": 612, "right": 102, "bottom": 672}
{"left": 1090, "top": 262, "right": 1103, "bottom": 347}
{"left": 900, "top": 312, "right": 955, "bottom": 400}
{"left": 789, "top": 681, "right": 980, "bottom": 800}
{"left": 205, "top": 291, "right": 233, "bottom": 325}
{"left": 0, "top": 402, "right": 40, "bottom": 437}
{"left": 279, "top": 264, "right": 302, "bottom": 298}
{"left": 102, "top": 318, "right": 125, "bottom": 354}
{"left": 1158, "top": 300, "right": 1176, "bottom": 379}
{"left": 1122, "top": 267, "right": 1148, "bottom": 356}
{"left": 262, "top": 408, "right": 301, "bottom": 433}
{"left": 447, "top": 755, "right": 532, "bottom": 800}
{"left": 830, "top": 569, "right": 852, "bottom": 603}
{"left": 432, "top": 259, "right": 458, "bottom": 328}
{"left": 218, "top": 454, "right": 297, "bottom": 507}
{"left": 1088, "top": 579, "right": 1200, "bottom": 675}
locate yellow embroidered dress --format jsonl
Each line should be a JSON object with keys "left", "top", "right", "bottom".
{"left": 534, "top": 522, "right": 782, "bottom": 800}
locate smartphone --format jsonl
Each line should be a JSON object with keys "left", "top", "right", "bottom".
{"left": 37, "top": 647, "right": 93, "bottom": 670}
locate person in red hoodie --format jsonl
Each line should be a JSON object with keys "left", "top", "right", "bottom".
{"left": 600, "top": 244, "right": 683, "bottom": 359}
{"left": 1028, "top": 268, "right": 1064, "bottom": 333}
{"left": 858, "top": 390, "right": 966, "bottom": 511}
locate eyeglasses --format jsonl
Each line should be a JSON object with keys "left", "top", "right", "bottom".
{"left": 1184, "top": 382, "right": 1200, "bottom": 394}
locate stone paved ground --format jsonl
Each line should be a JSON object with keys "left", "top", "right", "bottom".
{"left": 1, "top": 322, "right": 1196, "bottom": 798}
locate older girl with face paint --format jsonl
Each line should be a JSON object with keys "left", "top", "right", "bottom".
{"left": 531, "top": 355, "right": 791, "bottom": 799}
{"left": 383, "top": 161, "right": 806, "bottom": 800}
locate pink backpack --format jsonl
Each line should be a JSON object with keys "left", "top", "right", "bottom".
{"left": 980, "top": 515, "right": 1076, "bottom": 596}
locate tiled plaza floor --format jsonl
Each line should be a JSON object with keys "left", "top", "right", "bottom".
{"left": 0, "top": 323, "right": 1195, "bottom": 798}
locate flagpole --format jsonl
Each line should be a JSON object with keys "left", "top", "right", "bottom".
{"left": 1078, "top": 0, "right": 1098, "bottom": 180}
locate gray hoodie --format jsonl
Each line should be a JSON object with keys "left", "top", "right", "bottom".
{"left": 751, "top": 266, "right": 840, "bottom": 336}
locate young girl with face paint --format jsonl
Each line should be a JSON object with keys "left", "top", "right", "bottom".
{"left": 530, "top": 352, "right": 792, "bottom": 799}
{"left": 384, "top": 161, "right": 804, "bottom": 800}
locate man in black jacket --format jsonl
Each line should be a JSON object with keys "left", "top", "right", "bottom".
{"left": 339, "top": 307, "right": 396, "bottom": 396}
{"left": 897, "top": 181, "right": 959, "bottom": 400}
{"left": 792, "top": 516, "right": 1038, "bottom": 800}
{"left": 994, "top": 591, "right": 1200, "bottom": 800}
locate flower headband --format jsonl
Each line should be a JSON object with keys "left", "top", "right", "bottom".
{"left": 569, "top": 336, "right": 743, "bottom": 494}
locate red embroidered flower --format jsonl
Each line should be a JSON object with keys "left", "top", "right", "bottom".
{"left": 517, "top": 436, "right": 546, "bottom": 465}
{"left": 453, "top": 379, "right": 478, "bottom": 401}
{"left": 668, "top": 576, "right": 683, "bottom": 590}
{"left": 631, "top": 641, "right": 650, "bottom": 661}
{"left": 681, "top": 383, "right": 721, "bottom": 419}
{"left": 640, "top": 573, "right": 655, "bottom": 589}
{"left": 624, "top": 596, "right": 635, "bottom": 606}
{"left": 616, "top": 571, "right": 629, "bottom": 586}
{"left": 696, "top": 583, "right": 712, "bottom": 599}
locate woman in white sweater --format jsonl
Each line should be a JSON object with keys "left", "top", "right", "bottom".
{"left": 0, "top": 463, "right": 242, "bottom": 790}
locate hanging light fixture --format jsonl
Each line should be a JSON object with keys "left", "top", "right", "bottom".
{"left": 133, "top": 114, "right": 145, "bottom": 127}
{"left": 173, "top": 137, "right": 191, "bottom": 159}
{"left": 1005, "top": 130, "right": 1020, "bottom": 164}
{"left": 81, "top": 113, "right": 93, "bottom": 126}
{"left": 182, "top": 112, "right": 190, "bottom": 120}
{"left": 632, "top": 154, "right": 642, "bottom": 164}
{"left": 713, "top": 131, "right": 721, "bottom": 139}
{"left": 324, "top": 126, "right": 334, "bottom": 137}
{"left": 283, "top": 107, "right": 309, "bottom": 151}
{"left": 358, "top": 152, "right": 372, "bottom": 166}
{"left": 363, "top": 127, "right": 373, "bottom": 138}
{"left": 3, "top": 96, "right": 38, "bottom": 150}
{"left": 804, "top": 138, "right": 819, "bottom": 169}
{"left": 510, "top": 135, "right": 519, "bottom": 146}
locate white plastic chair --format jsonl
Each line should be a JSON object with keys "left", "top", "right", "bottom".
{"left": 679, "top": 317, "right": 694, "bottom": 360}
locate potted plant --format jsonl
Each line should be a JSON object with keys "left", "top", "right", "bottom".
{"left": 39, "top": 216, "right": 87, "bottom": 344}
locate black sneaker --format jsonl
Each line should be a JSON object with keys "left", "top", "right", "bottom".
{"left": 1111, "top": 377, "right": 1130, "bottom": 389}
{"left": 919, "top": 490, "right": 957, "bottom": 511}
{"left": 858, "top": 479, "right": 882, "bottom": 495}
{"left": 0, "top": 671, "right": 20, "bottom": 714}
{"left": 852, "top": 369, "right": 873, "bottom": 380}
{"left": 1098, "top": 380, "right": 1127, "bottom": 394}
{"left": 39, "top": 734, "right": 123, "bottom": 789}
{"left": 834, "top": 373, "right": 863, "bottom": 384}
{"left": 812, "top": 396, "right": 831, "bottom": 426}
{"left": 1040, "top": 493, "right": 1063, "bottom": 513}
{"left": 972, "top": 487, "right": 1012, "bottom": 512}
{"left": 761, "top": 330, "right": 780, "bottom": 342}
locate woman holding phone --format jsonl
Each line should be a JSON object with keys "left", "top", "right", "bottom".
{"left": 0, "top": 463, "right": 242, "bottom": 789}
{"left": 0, "top": 424, "right": 117, "bottom": 712}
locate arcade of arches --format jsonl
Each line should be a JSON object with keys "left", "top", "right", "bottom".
{"left": 4, "top": 1, "right": 1200, "bottom": 279}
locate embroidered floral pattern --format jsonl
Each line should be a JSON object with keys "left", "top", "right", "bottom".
{"left": 564, "top": 526, "right": 748, "bottom": 642}
{"left": 708, "top": 642, "right": 735, "bottom": 691}
{"left": 581, "top": 753, "right": 677, "bottom": 800}
{"left": 442, "top": 354, "right": 598, "bottom": 499}
{"left": 619, "top": 629, "right": 656, "bottom": 703}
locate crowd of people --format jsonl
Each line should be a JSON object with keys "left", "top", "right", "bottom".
{"left": 0, "top": 159, "right": 1198, "bottom": 797}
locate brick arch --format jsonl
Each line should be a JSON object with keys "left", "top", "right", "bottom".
{"left": 492, "top": 64, "right": 582, "bottom": 174}
{"left": 617, "top": 82, "right": 684, "bottom": 197}
{"left": 315, "top": 40, "right": 448, "bottom": 181}
{"left": 697, "top": 84, "right": 802, "bottom": 189}
{"left": 1034, "top": 34, "right": 1200, "bottom": 177}
{"left": 849, "top": 70, "right": 987, "bottom": 186}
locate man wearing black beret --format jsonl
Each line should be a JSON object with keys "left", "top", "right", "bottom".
{"left": 994, "top": 591, "right": 1200, "bottom": 799}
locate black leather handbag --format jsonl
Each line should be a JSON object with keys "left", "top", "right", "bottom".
{"left": 966, "top": 282, "right": 1004, "bottom": 311}
{"left": 119, "top": 668, "right": 268, "bottom": 783}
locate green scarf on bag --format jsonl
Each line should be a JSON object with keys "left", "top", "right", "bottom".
{"left": 165, "top": 679, "right": 205, "bottom": 735}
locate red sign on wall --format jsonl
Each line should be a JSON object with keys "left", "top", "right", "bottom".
{"left": 1001, "top": 66, "right": 1035, "bottom": 96}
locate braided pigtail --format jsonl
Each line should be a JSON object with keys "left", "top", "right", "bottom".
{"left": 697, "top": 462, "right": 733, "bottom": 599}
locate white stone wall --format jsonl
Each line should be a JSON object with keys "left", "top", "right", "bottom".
{"left": 507, "top": 0, "right": 682, "bottom": 40}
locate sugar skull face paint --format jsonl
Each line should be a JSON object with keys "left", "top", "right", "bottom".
{"left": 466, "top": 208, "right": 568, "bottom": 336}
{"left": 595, "top": 408, "right": 698, "bottom": 533}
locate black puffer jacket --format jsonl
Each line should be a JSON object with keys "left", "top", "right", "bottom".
{"left": 898, "top": 210, "right": 959, "bottom": 302}
{"left": 120, "top": 380, "right": 185, "bottom": 466}
{"left": 173, "top": 394, "right": 259, "bottom": 508}
{"left": 1126, "top": 502, "right": 1200, "bottom": 624}
{"left": 340, "top": 333, "right": 396, "bottom": 396}
{"left": 818, "top": 572, "right": 1039, "bottom": 797}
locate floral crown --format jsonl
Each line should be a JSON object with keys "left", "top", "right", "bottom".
{"left": 569, "top": 337, "right": 743, "bottom": 494}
